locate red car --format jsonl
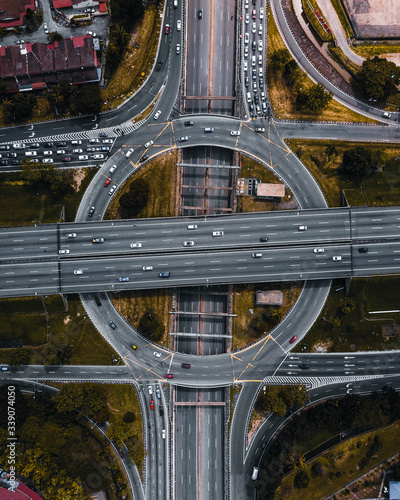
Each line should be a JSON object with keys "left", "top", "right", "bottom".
{"left": 62, "top": 157, "right": 71, "bottom": 162}
{"left": 165, "top": 374, "right": 174, "bottom": 379}
{"left": 150, "top": 400, "right": 155, "bottom": 410}
{"left": 289, "top": 336, "right": 298, "bottom": 344}
{"left": 181, "top": 363, "right": 191, "bottom": 369}
{"left": 104, "top": 177, "right": 111, "bottom": 187}
{"left": 164, "top": 24, "right": 169, "bottom": 34}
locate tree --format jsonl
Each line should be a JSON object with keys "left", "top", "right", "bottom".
{"left": 298, "top": 83, "right": 333, "bottom": 112}
{"left": 73, "top": 84, "right": 102, "bottom": 115}
{"left": 106, "top": 418, "right": 135, "bottom": 447}
{"left": 294, "top": 469, "right": 310, "bottom": 489}
{"left": 53, "top": 384, "right": 85, "bottom": 414}
{"left": 119, "top": 178, "right": 149, "bottom": 215}
{"left": 325, "top": 144, "right": 338, "bottom": 157}
{"left": 341, "top": 298, "right": 355, "bottom": 315}
{"left": 270, "top": 48, "right": 291, "bottom": 70}
{"left": 138, "top": 308, "right": 165, "bottom": 341}
{"left": 47, "top": 31, "right": 63, "bottom": 43}
{"left": 356, "top": 56, "right": 400, "bottom": 100}
{"left": 9, "top": 349, "right": 30, "bottom": 365}
{"left": 341, "top": 146, "right": 373, "bottom": 178}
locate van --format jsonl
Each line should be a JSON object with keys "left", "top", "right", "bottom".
{"left": 204, "top": 127, "right": 214, "bottom": 133}
{"left": 252, "top": 467, "right": 259, "bottom": 480}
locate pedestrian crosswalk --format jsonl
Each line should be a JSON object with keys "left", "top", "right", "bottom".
{"left": 261, "top": 374, "right": 385, "bottom": 390}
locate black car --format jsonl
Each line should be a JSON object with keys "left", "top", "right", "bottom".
{"left": 198, "top": 9, "right": 203, "bottom": 18}
{"left": 99, "top": 132, "right": 108, "bottom": 137}
{"left": 57, "top": 141, "right": 67, "bottom": 147}
{"left": 88, "top": 206, "right": 95, "bottom": 217}
{"left": 252, "top": 40, "right": 256, "bottom": 51}
{"left": 260, "top": 237, "right": 268, "bottom": 242}
{"left": 299, "top": 364, "right": 309, "bottom": 369}
{"left": 11, "top": 160, "right": 20, "bottom": 165}
{"left": 0, "top": 160, "right": 8, "bottom": 165}
{"left": 109, "top": 321, "right": 117, "bottom": 330}
{"left": 140, "top": 155, "right": 149, "bottom": 163}
{"left": 29, "top": 143, "right": 40, "bottom": 148}
{"left": 7, "top": 153, "right": 17, "bottom": 158}
{"left": 158, "top": 272, "right": 170, "bottom": 278}
{"left": 156, "top": 59, "right": 163, "bottom": 70}
{"left": 159, "top": 405, "right": 164, "bottom": 416}
{"left": 44, "top": 142, "right": 54, "bottom": 147}
{"left": 95, "top": 294, "right": 102, "bottom": 307}
{"left": 245, "top": 77, "right": 249, "bottom": 87}
{"left": 358, "top": 247, "right": 368, "bottom": 253}
{"left": 184, "top": 120, "right": 194, "bottom": 126}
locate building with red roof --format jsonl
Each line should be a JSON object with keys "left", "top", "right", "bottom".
{"left": 0, "top": 36, "right": 99, "bottom": 92}
{"left": 52, "top": 0, "right": 107, "bottom": 12}
{"left": 0, "top": 0, "right": 35, "bottom": 28}
{"left": 1, "top": 483, "right": 43, "bottom": 499}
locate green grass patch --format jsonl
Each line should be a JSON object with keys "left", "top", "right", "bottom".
{"left": 301, "top": 0, "right": 333, "bottom": 43}
{"left": 330, "top": 0, "right": 354, "bottom": 38}
{"left": 267, "top": 5, "right": 375, "bottom": 123}
{"left": 353, "top": 43, "right": 400, "bottom": 59}
{"left": 286, "top": 139, "right": 400, "bottom": 207}
{"left": 328, "top": 46, "right": 361, "bottom": 79}
{"left": 0, "top": 296, "right": 121, "bottom": 365}
{"left": 295, "top": 277, "right": 400, "bottom": 353}
{"left": 275, "top": 420, "right": 400, "bottom": 500}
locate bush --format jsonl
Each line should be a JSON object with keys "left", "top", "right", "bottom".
{"left": 311, "top": 462, "right": 326, "bottom": 478}
{"left": 294, "top": 469, "right": 310, "bottom": 489}
{"left": 119, "top": 178, "right": 149, "bottom": 216}
{"left": 138, "top": 308, "right": 165, "bottom": 341}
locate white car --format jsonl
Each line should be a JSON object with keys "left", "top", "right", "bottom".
{"left": 59, "top": 249, "right": 70, "bottom": 254}
{"left": 108, "top": 185, "right": 116, "bottom": 196}
{"left": 89, "top": 138, "right": 100, "bottom": 144}
{"left": 230, "top": 130, "right": 240, "bottom": 136}
{"left": 109, "top": 164, "right": 117, "bottom": 173}
{"left": 153, "top": 351, "right": 161, "bottom": 358}
{"left": 177, "top": 19, "right": 181, "bottom": 31}
{"left": 252, "top": 22, "right": 256, "bottom": 34}
{"left": 162, "top": 429, "right": 166, "bottom": 439}
{"left": 244, "top": 60, "right": 248, "bottom": 71}
{"left": 298, "top": 225, "right": 307, "bottom": 231}
{"left": 244, "top": 32, "right": 249, "bottom": 44}
{"left": 103, "top": 139, "right": 113, "bottom": 144}
{"left": 260, "top": 7, "right": 264, "bottom": 18}
{"left": 313, "top": 248, "right": 324, "bottom": 253}
{"left": 125, "top": 148, "right": 134, "bottom": 158}
{"left": 176, "top": 43, "right": 181, "bottom": 55}
{"left": 144, "top": 140, "right": 154, "bottom": 148}
{"left": 74, "top": 269, "right": 83, "bottom": 275}
{"left": 130, "top": 242, "right": 142, "bottom": 248}
{"left": 44, "top": 150, "right": 52, "bottom": 155}
{"left": 57, "top": 149, "right": 66, "bottom": 155}
{"left": 79, "top": 155, "right": 89, "bottom": 160}
{"left": 187, "top": 224, "right": 198, "bottom": 230}
{"left": 143, "top": 266, "right": 153, "bottom": 271}
{"left": 245, "top": 13, "right": 249, "bottom": 23}
{"left": 71, "top": 140, "right": 82, "bottom": 145}
{"left": 92, "top": 154, "right": 105, "bottom": 159}
{"left": 86, "top": 31, "right": 97, "bottom": 38}
{"left": 43, "top": 158, "right": 53, "bottom": 163}
{"left": 183, "top": 241, "right": 194, "bottom": 246}
{"left": 148, "top": 385, "right": 153, "bottom": 395}
{"left": 43, "top": 23, "right": 48, "bottom": 34}
{"left": 333, "top": 256, "right": 342, "bottom": 261}
{"left": 212, "top": 230, "right": 224, "bottom": 237}
{"left": 154, "top": 110, "right": 161, "bottom": 120}
{"left": 258, "top": 40, "right": 263, "bottom": 52}
{"left": 13, "top": 143, "right": 25, "bottom": 149}
{"left": 67, "top": 233, "right": 76, "bottom": 238}
{"left": 258, "top": 24, "right": 263, "bottom": 35}
{"left": 73, "top": 149, "right": 83, "bottom": 153}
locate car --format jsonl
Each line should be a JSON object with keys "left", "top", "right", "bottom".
{"left": 159, "top": 405, "right": 164, "bottom": 416}
{"left": 183, "top": 241, "right": 194, "bottom": 246}
{"left": 118, "top": 277, "right": 129, "bottom": 282}
{"left": 298, "top": 225, "right": 307, "bottom": 231}
{"left": 260, "top": 91, "right": 266, "bottom": 101}
{"left": 89, "top": 138, "right": 100, "bottom": 144}
{"left": 181, "top": 363, "right": 191, "bottom": 369}
{"left": 57, "top": 150, "right": 66, "bottom": 155}
{"left": 0, "top": 145, "right": 10, "bottom": 150}
{"left": 213, "top": 230, "right": 224, "bottom": 237}
{"left": 204, "top": 127, "right": 214, "bottom": 132}
{"left": 184, "top": 120, "right": 194, "bottom": 126}
{"left": 93, "top": 154, "right": 105, "bottom": 160}
{"left": 67, "top": 233, "right": 76, "bottom": 238}
{"left": 299, "top": 364, "right": 309, "bottom": 369}
{"left": 1, "top": 366, "right": 9, "bottom": 371}
{"left": 130, "top": 242, "right": 142, "bottom": 248}
{"left": 86, "top": 31, "right": 97, "bottom": 37}
{"left": 244, "top": 60, "right": 248, "bottom": 71}
{"left": 99, "top": 133, "right": 108, "bottom": 138}
{"left": 59, "top": 249, "right": 70, "bottom": 254}
{"left": 252, "top": 82, "right": 257, "bottom": 92}
{"left": 176, "top": 43, "right": 181, "bottom": 54}
{"left": 251, "top": 55, "right": 256, "bottom": 66}
{"left": 333, "top": 256, "right": 342, "bottom": 261}
{"left": 74, "top": 269, "right": 83, "bottom": 275}
{"left": 103, "top": 139, "right": 113, "bottom": 144}
{"left": 162, "top": 429, "right": 166, "bottom": 439}
{"left": 260, "top": 237, "right": 269, "bottom": 242}
{"left": 43, "top": 158, "right": 53, "bottom": 163}
{"left": 259, "top": 78, "right": 264, "bottom": 89}
{"left": 187, "top": 224, "right": 198, "bottom": 230}
{"left": 125, "top": 148, "right": 134, "bottom": 158}
{"left": 245, "top": 76, "right": 249, "bottom": 87}
{"left": 383, "top": 112, "right": 391, "bottom": 118}
{"left": 100, "top": 146, "right": 111, "bottom": 152}
{"left": 244, "top": 32, "right": 249, "bottom": 44}
{"left": 245, "top": 0, "right": 249, "bottom": 8}
{"left": 148, "top": 385, "right": 153, "bottom": 395}
{"left": 252, "top": 40, "right": 256, "bottom": 51}
{"left": 252, "top": 253, "right": 262, "bottom": 258}
{"left": 140, "top": 155, "right": 149, "bottom": 163}
{"left": 43, "top": 23, "right": 48, "bottom": 33}
{"left": 252, "top": 68, "right": 257, "bottom": 80}
{"left": 245, "top": 13, "right": 249, "bottom": 23}
{"left": 252, "top": 8, "right": 256, "bottom": 18}
{"left": 104, "top": 177, "right": 112, "bottom": 187}
{"left": 164, "top": 24, "right": 169, "bottom": 34}
{"left": 260, "top": 7, "right": 264, "bottom": 18}
{"left": 71, "top": 140, "right": 82, "bottom": 145}
{"left": 165, "top": 373, "right": 174, "bottom": 380}
{"left": 73, "top": 149, "right": 83, "bottom": 154}
{"left": 15, "top": 39, "right": 25, "bottom": 44}
{"left": 108, "top": 185, "right": 117, "bottom": 196}
{"left": 87, "top": 147, "right": 97, "bottom": 152}
{"left": 143, "top": 266, "right": 153, "bottom": 271}
{"left": 258, "top": 67, "right": 264, "bottom": 78}
{"left": 25, "top": 151, "right": 37, "bottom": 157}
{"left": 62, "top": 157, "right": 71, "bottom": 162}
{"left": 43, "top": 150, "right": 52, "bottom": 156}
{"left": 159, "top": 272, "right": 170, "bottom": 278}
{"left": 29, "top": 159, "right": 39, "bottom": 163}
{"left": 88, "top": 206, "right": 95, "bottom": 217}
{"left": 130, "top": 343, "right": 138, "bottom": 350}
{"left": 255, "top": 127, "right": 265, "bottom": 132}
{"left": 252, "top": 22, "right": 256, "bottom": 34}
{"left": 178, "top": 136, "right": 189, "bottom": 142}
{"left": 313, "top": 248, "right": 324, "bottom": 253}
{"left": 79, "top": 155, "right": 89, "bottom": 160}
{"left": 177, "top": 19, "right": 181, "bottom": 31}
{"left": 244, "top": 45, "right": 249, "bottom": 57}
{"left": 156, "top": 59, "right": 163, "bottom": 71}
{"left": 154, "top": 110, "right": 161, "bottom": 120}
{"left": 156, "top": 387, "right": 161, "bottom": 399}
{"left": 109, "top": 164, "right": 117, "bottom": 174}
{"left": 230, "top": 130, "right": 240, "bottom": 136}
{"left": 198, "top": 9, "right": 203, "bottom": 18}
{"left": 153, "top": 351, "right": 161, "bottom": 358}
{"left": 258, "top": 54, "right": 263, "bottom": 65}
{"left": 92, "top": 238, "right": 104, "bottom": 243}
{"left": 289, "top": 335, "right": 297, "bottom": 344}
{"left": 258, "top": 24, "right": 263, "bottom": 35}
{"left": 11, "top": 160, "right": 19, "bottom": 165}
{"left": 118, "top": 449, "right": 124, "bottom": 458}
{"left": 109, "top": 321, "right": 117, "bottom": 330}
{"left": 31, "top": 144, "right": 42, "bottom": 149}
{"left": 0, "top": 160, "right": 8, "bottom": 165}
{"left": 258, "top": 40, "right": 263, "bottom": 51}
{"left": 144, "top": 140, "right": 154, "bottom": 148}
{"left": 57, "top": 141, "right": 67, "bottom": 146}
{"left": 358, "top": 247, "right": 368, "bottom": 253}
{"left": 150, "top": 400, "right": 155, "bottom": 410}
{"left": 254, "top": 94, "right": 259, "bottom": 105}
{"left": 6, "top": 152, "right": 16, "bottom": 158}
{"left": 13, "top": 143, "right": 25, "bottom": 149}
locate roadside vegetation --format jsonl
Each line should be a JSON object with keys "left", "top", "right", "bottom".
{"left": 257, "top": 389, "right": 400, "bottom": 499}
{"left": 0, "top": 382, "right": 142, "bottom": 500}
